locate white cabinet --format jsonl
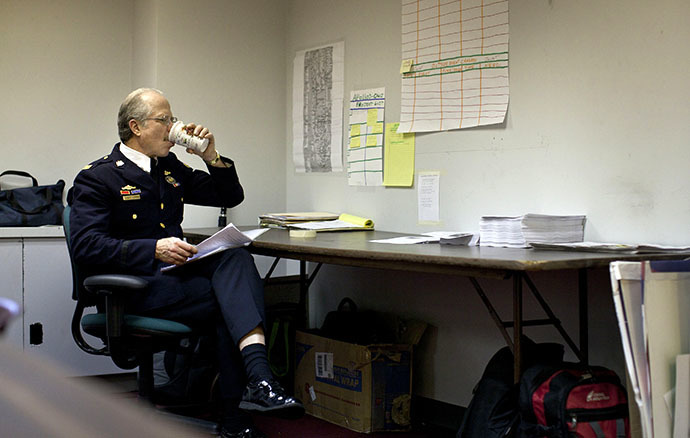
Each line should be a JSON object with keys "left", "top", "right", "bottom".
{"left": 0, "top": 228, "right": 124, "bottom": 376}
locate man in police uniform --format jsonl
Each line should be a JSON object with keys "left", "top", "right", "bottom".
{"left": 68, "top": 88, "right": 302, "bottom": 438}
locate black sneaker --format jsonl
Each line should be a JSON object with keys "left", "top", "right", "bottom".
{"left": 239, "top": 379, "right": 305, "bottom": 419}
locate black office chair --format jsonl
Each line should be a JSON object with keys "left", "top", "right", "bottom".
{"left": 63, "top": 205, "right": 219, "bottom": 433}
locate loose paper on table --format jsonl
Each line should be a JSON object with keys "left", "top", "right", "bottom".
{"left": 371, "top": 231, "right": 473, "bottom": 245}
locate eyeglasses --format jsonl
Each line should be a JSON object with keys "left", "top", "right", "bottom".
{"left": 144, "top": 115, "right": 178, "bottom": 126}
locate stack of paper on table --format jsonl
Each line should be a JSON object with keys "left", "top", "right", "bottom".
{"left": 259, "top": 212, "right": 339, "bottom": 228}
{"left": 479, "top": 216, "right": 524, "bottom": 248}
{"left": 532, "top": 241, "right": 690, "bottom": 254}
{"left": 479, "top": 214, "right": 586, "bottom": 248}
{"left": 288, "top": 213, "right": 374, "bottom": 232}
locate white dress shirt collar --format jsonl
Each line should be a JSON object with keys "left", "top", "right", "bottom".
{"left": 119, "top": 143, "right": 154, "bottom": 173}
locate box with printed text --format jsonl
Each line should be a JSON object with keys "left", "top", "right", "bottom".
{"left": 294, "top": 316, "right": 426, "bottom": 433}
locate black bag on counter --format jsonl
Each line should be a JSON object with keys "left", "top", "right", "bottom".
{"left": 0, "top": 170, "right": 65, "bottom": 227}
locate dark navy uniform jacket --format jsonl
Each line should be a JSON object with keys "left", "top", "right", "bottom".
{"left": 68, "top": 143, "right": 244, "bottom": 312}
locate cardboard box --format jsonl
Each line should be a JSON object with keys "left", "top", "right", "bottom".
{"left": 294, "top": 315, "right": 426, "bottom": 433}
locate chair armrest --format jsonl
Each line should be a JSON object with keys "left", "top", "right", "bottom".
{"left": 83, "top": 274, "right": 148, "bottom": 359}
{"left": 83, "top": 274, "right": 149, "bottom": 295}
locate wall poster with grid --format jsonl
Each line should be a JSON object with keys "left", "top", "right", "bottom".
{"left": 399, "top": 0, "right": 509, "bottom": 133}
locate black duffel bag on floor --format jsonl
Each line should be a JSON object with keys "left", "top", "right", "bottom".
{"left": 0, "top": 170, "right": 65, "bottom": 227}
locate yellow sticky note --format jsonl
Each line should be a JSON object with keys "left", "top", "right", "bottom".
{"left": 366, "top": 135, "right": 378, "bottom": 147}
{"left": 400, "top": 59, "right": 414, "bottom": 74}
{"left": 387, "top": 127, "right": 404, "bottom": 144}
{"left": 383, "top": 122, "right": 415, "bottom": 187}
{"left": 372, "top": 122, "right": 384, "bottom": 134}
{"left": 367, "top": 109, "right": 378, "bottom": 126}
{"left": 350, "top": 124, "right": 361, "bottom": 137}
{"left": 349, "top": 136, "right": 361, "bottom": 148}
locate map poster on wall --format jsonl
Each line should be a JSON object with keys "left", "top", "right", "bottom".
{"left": 399, "top": 0, "right": 509, "bottom": 133}
{"left": 292, "top": 41, "right": 345, "bottom": 172}
{"left": 347, "top": 88, "right": 385, "bottom": 186}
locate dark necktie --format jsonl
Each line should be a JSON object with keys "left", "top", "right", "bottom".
{"left": 150, "top": 158, "right": 158, "bottom": 180}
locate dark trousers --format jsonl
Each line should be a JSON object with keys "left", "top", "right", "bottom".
{"left": 145, "top": 247, "right": 266, "bottom": 401}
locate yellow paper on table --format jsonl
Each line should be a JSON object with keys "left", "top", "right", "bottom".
{"left": 338, "top": 213, "right": 373, "bottom": 228}
{"left": 383, "top": 122, "right": 415, "bottom": 187}
{"left": 288, "top": 213, "right": 374, "bottom": 232}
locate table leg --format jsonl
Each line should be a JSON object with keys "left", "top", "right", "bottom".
{"left": 513, "top": 273, "right": 523, "bottom": 383}
{"left": 295, "top": 261, "right": 323, "bottom": 329}
{"left": 299, "top": 261, "right": 308, "bottom": 328}
{"left": 468, "top": 277, "right": 514, "bottom": 349}
{"left": 523, "top": 273, "right": 583, "bottom": 362}
{"left": 578, "top": 268, "right": 589, "bottom": 365}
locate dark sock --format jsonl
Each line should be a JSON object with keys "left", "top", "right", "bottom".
{"left": 241, "top": 343, "right": 273, "bottom": 383}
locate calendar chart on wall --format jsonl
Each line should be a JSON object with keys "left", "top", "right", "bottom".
{"left": 399, "top": 0, "right": 509, "bottom": 133}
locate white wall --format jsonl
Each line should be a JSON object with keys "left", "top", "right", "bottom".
{"left": 1, "top": 0, "right": 287, "bottom": 228}
{"left": 285, "top": 0, "right": 690, "bottom": 406}
{"left": 285, "top": 0, "right": 690, "bottom": 244}
{"left": 1, "top": 0, "right": 133, "bottom": 191}
{"left": 153, "top": 0, "right": 288, "bottom": 227}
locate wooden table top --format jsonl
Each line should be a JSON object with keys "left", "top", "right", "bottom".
{"left": 184, "top": 227, "right": 685, "bottom": 278}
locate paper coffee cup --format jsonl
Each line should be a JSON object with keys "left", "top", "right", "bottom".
{"left": 168, "top": 121, "right": 209, "bottom": 153}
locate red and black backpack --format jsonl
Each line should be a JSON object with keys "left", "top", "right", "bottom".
{"left": 518, "top": 363, "right": 629, "bottom": 437}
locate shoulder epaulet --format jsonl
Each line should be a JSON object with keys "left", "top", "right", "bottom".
{"left": 81, "top": 154, "right": 113, "bottom": 170}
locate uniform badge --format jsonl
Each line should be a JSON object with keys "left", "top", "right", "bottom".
{"left": 164, "top": 170, "right": 171, "bottom": 176}
{"left": 121, "top": 185, "right": 141, "bottom": 199}
{"left": 116, "top": 160, "right": 124, "bottom": 167}
{"left": 165, "top": 176, "right": 181, "bottom": 187}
